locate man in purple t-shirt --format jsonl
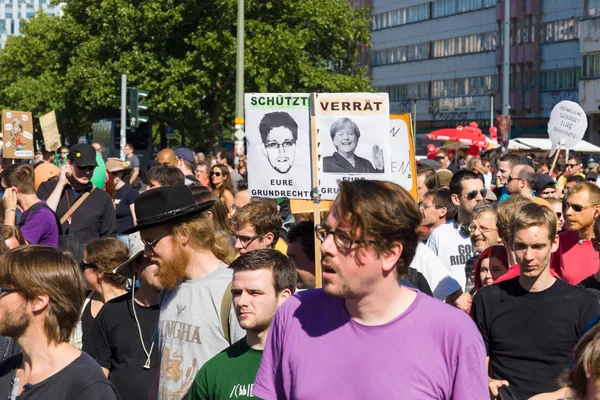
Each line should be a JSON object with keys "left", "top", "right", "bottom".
{"left": 2, "top": 164, "right": 59, "bottom": 247}
{"left": 253, "top": 180, "right": 488, "bottom": 399}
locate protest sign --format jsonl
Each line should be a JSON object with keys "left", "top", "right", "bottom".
{"left": 2, "top": 110, "right": 34, "bottom": 159}
{"left": 244, "top": 93, "right": 312, "bottom": 199}
{"left": 548, "top": 101, "right": 587, "bottom": 157}
{"left": 390, "top": 114, "right": 417, "bottom": 201}
{"left": 313, "top": 93, "right": 390, "bottom": 201}
{"left": 39, "top": 110, "right": 61, "bottom": 152}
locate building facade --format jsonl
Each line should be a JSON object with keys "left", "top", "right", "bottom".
{"left": 368, "top": 0, "right": 595, "bottom": 143}
{"left": 0, "top": 0, "right": 64, "bottom": 48}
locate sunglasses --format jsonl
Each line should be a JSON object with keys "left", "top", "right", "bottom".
{"left": 79, "top": 262, "right": 97, "bottom": 272}
{"left": 142, "top": 231, "right": 170, "bottom": 248}
{"left": 211, "top": 171, "right": 222, "bottom": 177}
{"left": 76, "top": 165, "right": 95, "bottom": 171}
{"left": 565, "top": 202, "right": 595, "bottom": 213}
{"left": 567, "top": 163, "right": 579, "bottom": 168}
{"left": 462, "top": 189, "right": 487, "bottom": 201}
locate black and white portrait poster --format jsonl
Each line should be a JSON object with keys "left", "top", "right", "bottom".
{"left": 314, "top": 93, "right": 391, "bottom": 200}
{"left": 244, "top": 93, "right": 311, "bottom": 199}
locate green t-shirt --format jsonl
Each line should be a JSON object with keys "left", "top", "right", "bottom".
{"left": 188, "top": 337, "right": 262, "bottom": 400}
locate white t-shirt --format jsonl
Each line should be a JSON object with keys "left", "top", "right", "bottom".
{"left": 426, "top": 220, "right": 475, "bottom": 291}
{"left": 410, "top": 243, "right": 462, "bottom": 301}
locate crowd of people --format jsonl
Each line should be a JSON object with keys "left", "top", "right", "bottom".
{"left": 0, "top": 142, "right": 599, "bottom": 399}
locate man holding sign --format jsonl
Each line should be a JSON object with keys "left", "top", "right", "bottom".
{"left": 253, "top": 180, "right": 487, "bottom": 399}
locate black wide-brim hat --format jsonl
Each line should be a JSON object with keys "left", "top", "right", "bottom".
{"left": 123, "top": 184, "right": 215, "bottom": 234}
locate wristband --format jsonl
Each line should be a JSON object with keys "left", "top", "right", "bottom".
{"left": 5, "top": 209, "right": 16, "bottom": 213}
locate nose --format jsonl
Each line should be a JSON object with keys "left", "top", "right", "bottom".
{"left": 475, "top": 191, "right": 484, "bottom": 201}
{"left": 234, "top": 238, "right": 243, "bottom": 250}
{"left": 320, "top": 231, "right": 335, "bottom": 254}
{"left": 237, "top": 291, "right": 251, "bottom": 308}
{"left": 278, "top": 144, "right": 285, "bottom": 156}
{"left": 523, "top": 247, "right": 534, "bottom": 261}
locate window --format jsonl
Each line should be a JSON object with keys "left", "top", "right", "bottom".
{"left": 431, "top": 76, "right": 496, "bottom": 98}
{"left": 583, "top": 53, "right": 600, "bottom": 78}
{"left": 372, "top": 3, "right": 430, "bottom": 30}
{"left": 432, "top": 0, "right": 495, "bottom": 19}
{"left": 540, "top": 68, "right": 580, "bottom": 90}
{"left": 541, "top": 18, "right": 578, "bottom": 43}
{"left": 584, "top": 0, "right": 600, "bottom": 17}
{"left": 432, "top": 31, "right": 496, "bottom": 58}
{"left": 379, "top": 82, "right": 429, "bottom": 101}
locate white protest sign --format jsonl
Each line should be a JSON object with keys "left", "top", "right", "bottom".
{"left": 314, "top": 93, "right": 391, "bottom": 200}
{"left": 389, "top": 114, "right": 417, "bottom": 201}
{"left": 548, "top": 100, "right": 587, "bottom": 157}
{"left": 244, "top": 93, "right": 311, "bottom": 199}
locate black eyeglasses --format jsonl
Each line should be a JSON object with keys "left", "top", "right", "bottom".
{"left": 314, "top": 224, "right": 375, "bottom": 250}
{"left": 233, "top": 233, "right": 266, "bottom": 249}
{"left": 461, "top": 189, "right": 487, "bottom": 201}
{"left": 565, "top": 202, "right": 595, "bottom": 213}
{"left": 141, "top": 231, "right": 170, "bottom": 248}
{"left": 79, "top": 262, "right": 97, "bottom": 272}
{"left": 211, "top": 171, "right": 222, "bottom": 177}
{"left": 0, "top": 287, "right": 19, "bottom": 295}
{"left": 265, "top": 141, "right": 296, "bottom": 151}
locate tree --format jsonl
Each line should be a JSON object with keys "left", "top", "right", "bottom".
{"left": 0, "top": 0, "right": 371, "bottom": 148}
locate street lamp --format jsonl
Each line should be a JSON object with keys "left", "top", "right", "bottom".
{"left": 411, "top": 98, "right": 418, "bottom": 150}
{"left": 489, "top": 90, "right": 495, "bottom": 129}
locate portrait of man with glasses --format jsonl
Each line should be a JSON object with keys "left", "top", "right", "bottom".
{"left": 259, "top": 111, "right": 298, "bottom": 174}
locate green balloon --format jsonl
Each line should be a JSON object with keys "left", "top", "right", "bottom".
{"left": 91, "top": 152, "right": 106, "bottom": 189}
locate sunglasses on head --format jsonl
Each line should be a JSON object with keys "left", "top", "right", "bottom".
{"left": 463, "top": 189, "right": 487, "bottom": 201}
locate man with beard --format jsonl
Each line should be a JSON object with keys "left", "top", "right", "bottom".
{"left": 471, "top": 203, "right": 600, "bottom": 399}
{"left": 253, "top": 180, "right": 488, "bottom": 399}
{"left": 0, "top": 246, "right": 119, "bottom": 399}
{"left": 259, "top": 112, "right": 298, "bottom": 175}
{"left": 124, "top": 185, "right": 244, "bottom": 399}
{"left": 84, "top": 238, "right": 162, "bottom": 400}
{"left": 188, "top": 249, "right": 295, "bottom": 399}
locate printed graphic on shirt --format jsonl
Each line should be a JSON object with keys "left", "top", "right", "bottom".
{"left": 159, "top": 346, "right": 199, "bottom": 399}
{"left": 229, "top": 383, "right": 255, "bottom": 398}
{"left": 450, "top": 244, "right": 474, "bottom": 266}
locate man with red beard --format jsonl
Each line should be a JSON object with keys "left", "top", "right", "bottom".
{"left": 123, "top": 185, "right": 244, "bottom": 399}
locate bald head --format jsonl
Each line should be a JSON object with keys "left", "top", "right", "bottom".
{"left": 513, "top": 164, "right": 535, "bottom": 189}
{"left": 157, "top": 148, "right": 177, "bottom": 167}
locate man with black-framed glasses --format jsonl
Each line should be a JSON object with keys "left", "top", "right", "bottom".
{"left": 427, "top": 170, "right": 484, "bottom": 291}
{"left": 551, "top": 181, "right": 600, "bottom": 284}
{"left": 231, "top": 200, "right": 282, "bottom": 255}
{"left": 253, "top": 179, "right": 488, "bottom": 399}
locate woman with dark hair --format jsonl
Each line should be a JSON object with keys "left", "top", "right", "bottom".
{"left": 322, "top": 117, "right": 384, "bottom": 173}
{"left": 456, "top": 245, "right": 509, "bottom": 314}
{"left": 210, "top": 164, "right": 234, "bottom": 215}
{"left": 73, "top": 237, "right": 129, "bottom": 349}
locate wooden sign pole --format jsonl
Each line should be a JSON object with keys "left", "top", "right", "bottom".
{"left": 309, "top": 94, "right": 323, "bottom": 289}
{"left": 549, "top": 143, "right": 562, "bottom": 177}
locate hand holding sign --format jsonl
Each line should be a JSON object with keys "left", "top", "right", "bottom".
{"left": 548, "top": 100, "right": 587, "bottom": 157}
{"left": 372, "top": 144, "right": 384, "bottom": 170}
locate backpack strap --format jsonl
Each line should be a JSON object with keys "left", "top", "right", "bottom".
{"left": 18, "top": 202, "right": 49, "bottom": 228}
{"left": 220, "top": 281, "right": 233, "bottom": 345}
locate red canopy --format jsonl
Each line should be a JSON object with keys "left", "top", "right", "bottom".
{"left": 426, "top": 122, "right": 488, "bottom": 148}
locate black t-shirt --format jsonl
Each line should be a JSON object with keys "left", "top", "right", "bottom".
{"left": 115, "top": 184, "right": 138, "bottom": 234}
{"left": 0, "top": 352, "right": 119, "bottom": 399}
{"left": 83, "top": 293, "right": 160, "bottom": 400}
{"left": 579, "top": 275, "right": 600, "bottom": 299}
{"left": 81, "top": 296, "right": 95, "bottom": 351}
{"left": 471, "top": 277, "right": 600, "bottom": 399}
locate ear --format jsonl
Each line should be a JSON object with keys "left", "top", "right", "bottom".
{"left": 263, "top": 232, "right": 275, "bottom": 247}
{"left": 381, "top": 242, "right": 403, "bottom": 275}
{"left": 451, "top": 193, "right": 460, "bottom": 206}
{"left": 438, "top": 207, "right": 447, "bottom": 219}
{"left": 551, "top": 234, "right": 560, "bottom": 254}
{"left": 30, "top": 293, "right": 50, "bottom": 314}
{"left": 277, "top": 288, "right": 292, "bottom": 306}
{"left": 205, "top": 211, "right": 214, "bottom": 220}
{"left": 178, "top": 226, "right": 191, "bottom": 246}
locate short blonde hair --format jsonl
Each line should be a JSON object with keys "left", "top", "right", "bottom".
{"left": 510, "top": 202, "right": 557, "bottom": 241}
{"left": 0, "top": 246, "right": 85, "bottom": 343}
{"left": 496, "top": 195, "right": 532, "bottom": 244}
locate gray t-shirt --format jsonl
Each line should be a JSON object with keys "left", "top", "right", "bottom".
{"left": 156, "top": 263, "right": 244, "bottom": 399}
{"left": 127, "top": 154, "right": 140, "bottom": 169}
{"left": 230, "top": 170, "right": 243, "bottom": 194}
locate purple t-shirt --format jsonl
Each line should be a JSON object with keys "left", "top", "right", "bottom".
{"left": 254, "top": 289, "right": 488, "bottom": 399}
{"left": 20, "top": 201, "right": 59, "bottom": 248}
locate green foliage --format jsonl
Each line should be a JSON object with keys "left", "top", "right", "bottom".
{"left": 0, "top": 0, "right": 371, "bottom": 148}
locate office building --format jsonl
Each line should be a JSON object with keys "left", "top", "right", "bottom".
{"left": 0, "top": 0, "right": 65, "bottom": 48}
